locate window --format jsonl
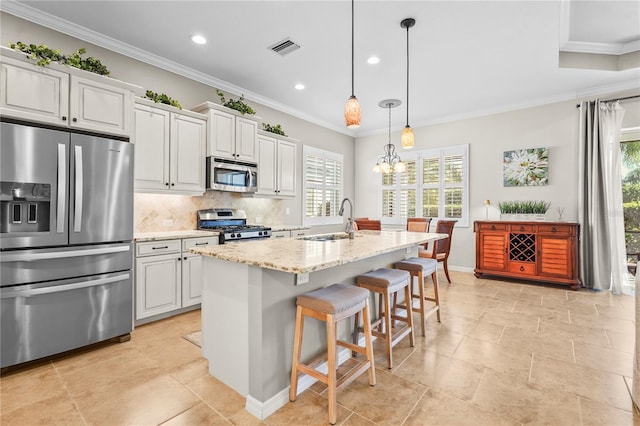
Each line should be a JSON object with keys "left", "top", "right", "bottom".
{"left": 303, "top": 145, "right": 344, "bottom": 226}
{"left": 379, "top": 144, "right": 469, "bottom": 227}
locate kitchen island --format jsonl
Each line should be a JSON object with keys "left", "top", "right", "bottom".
{"left": 190, "top": 230, "right": 446, "bottom": 420}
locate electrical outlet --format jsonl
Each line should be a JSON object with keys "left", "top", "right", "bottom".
{"left": 285, "top": 208, "right": 290, "bottom": 215}
{"left": 163, "top": 219, "right": 174, "bottom": 227}
{"left": 296, "top": 272, "right": 309, "bottom": 285}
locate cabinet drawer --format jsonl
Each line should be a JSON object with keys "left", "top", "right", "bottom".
{"left": 182, "top": 236, "right": 219, "bottom": 251}
{"left": 291, "top": 229, "right": 309, "bottom": 237}
{"left": 509, "top": 224, "right": 535, "bottom": 233}
{"left": 508, "top": 261, "right": 536, "bottom": 275}
{"left": 477, "top": 223, "right": 507, "bottom": 231}
{"left": 538, "top": 224, "right": 572, "bottom": 235}
{"left": 271, "top": 230, "right": 290, "bottom": 239}
{"left": 136, "top": 240, "right": 181, "bottom": 257}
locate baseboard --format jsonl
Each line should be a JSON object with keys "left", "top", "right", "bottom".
{"left": 244, "top": 336, "right": 366, "bottom": 420}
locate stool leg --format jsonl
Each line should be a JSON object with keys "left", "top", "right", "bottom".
{"left": 289, "top": 306, "right": 304, "bottom": 402}
{"left": 383, "top": 289, "right": 393, "bottom": 369}
{"left": 416, "top": 271, "right": 426, "bottom": 337}
{"left": 404, "top": 282, "right": 415, "bottom": 347}
{"left": 327, "top": 314, "right": 337, "bottom": 425}
{"left": 432, "top": 270, "right": 441, "bottom": 322}
{"left": 362, "top": 299, "right": 376, "bottom": 386}
{"left": 352, "top": 310, "right": 360, "bottom": 354}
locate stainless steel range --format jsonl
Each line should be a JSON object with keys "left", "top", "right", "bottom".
{"left": 197, "top": 209, "right": 271, "bottom": 243}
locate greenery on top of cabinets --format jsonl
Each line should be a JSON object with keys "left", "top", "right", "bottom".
{"left": 8, "top": 42, "right": 110, "bottom": 76}
{"left": 216, "top": 89, "right": 255, "bottom": 115}
{"left": 498, "top": 200, "right": 551, "bottom": 214}
{"left": 262, "top": 123, "right": 287, "bottom": 137}
{"left": 144, "top": 90, "right": 182, "bottom": 110}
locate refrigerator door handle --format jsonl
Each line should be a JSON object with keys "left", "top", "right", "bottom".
{"left": 0, "top": 272, "right": 130, "bottom": 299}
{"left": 0, "top": 245, "right": 131, "bottom": 263}
{"left": 57, "top": 143, "right": 66, "bottom": 233}
{"left": 73, "top": 145, "right": 83, "bottom": 232}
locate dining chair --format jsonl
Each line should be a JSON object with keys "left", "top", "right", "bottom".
{"left": 406, "top": 217, "right": 431, "bottom": 232}
{"left": 354, "top": 219, "right": 381, "bottom": 230}
{"left": 418, "top": 220, "right": 456, "bottom": 283}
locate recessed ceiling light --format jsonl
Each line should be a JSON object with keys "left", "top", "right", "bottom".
{"left": 294, "top": 83, "right": 305, "bottom": 90}
{"left": 367, "top": 56, "right": 380, "bottom": 65}
{"left": 191, "top": 35, "right": 207, "bottom": 45}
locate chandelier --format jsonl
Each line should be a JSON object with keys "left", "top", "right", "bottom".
{"left": 372, "top": 99, "right": 406, "bottom": 173}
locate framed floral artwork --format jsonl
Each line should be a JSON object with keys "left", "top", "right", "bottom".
{"left": 503, "top": 147, "right": 548, "bottom": 186}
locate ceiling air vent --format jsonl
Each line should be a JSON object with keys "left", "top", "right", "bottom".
{"left": 269, "top": 38, "right": 301, "bottom": 56}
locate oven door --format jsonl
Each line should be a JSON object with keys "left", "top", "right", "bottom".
{"left": 207, "top": 158, "right": 257, "bottom": 193}
{"left": 1, "top": 122, "right": 70, "bottom": 250}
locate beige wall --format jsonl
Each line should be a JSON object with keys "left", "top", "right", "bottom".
{"left": 355, "top": 96, "right": 640, "bottom": 271}
{"left": 0, "top": 12, "right": 355, "bottom": 232}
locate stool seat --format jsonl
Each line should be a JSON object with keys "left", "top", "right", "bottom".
{"left": 394, "top": 257, "right": 441, "bottom": 337}
{"left": 357, "top": 268, "right": 411, "bottom": 292}
{"left": 297, "top": 284, "right": 369, "bottom": 314}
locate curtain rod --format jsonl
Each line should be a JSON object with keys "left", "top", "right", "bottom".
{"left": 575, "top": 94, "right": 640, "bottom": 108}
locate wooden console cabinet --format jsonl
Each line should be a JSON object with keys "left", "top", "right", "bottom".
{"left": 474, "top": 221, "right": 580, "bottom": 290}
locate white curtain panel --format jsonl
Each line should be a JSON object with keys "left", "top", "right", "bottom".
{"left": 635, "top": 267, "right": 640, "bottom": 409}
{"left": 577, "top": 100, "right": 627, "bottom": 293}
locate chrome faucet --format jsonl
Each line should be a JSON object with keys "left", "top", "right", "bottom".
{"left": 338, "top": 198, "right": 355, "bottom": 239}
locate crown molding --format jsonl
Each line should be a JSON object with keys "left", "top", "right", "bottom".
{"left": 0, "top": 1, "right": 353, "bottom": 137}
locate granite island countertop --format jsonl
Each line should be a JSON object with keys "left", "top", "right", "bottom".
{"left": 134, "top": 230, "right": 219, "bottom": 242}
{"left": 190, "top": 230, "right": 446, "bottom": 274}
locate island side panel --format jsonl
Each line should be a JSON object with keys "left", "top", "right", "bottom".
{"left": 202, "top": 257, "right": 251, "bottom": 396}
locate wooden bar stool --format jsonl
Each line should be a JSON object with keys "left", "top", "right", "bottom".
{"left": 355, "top": 268, "right": 414, "bottom": 369}
{"left": 290, "top": 284, "right": 376, "bottom": 425}
{"left": 394, "top": 257, "right": 441, "bottom": 337}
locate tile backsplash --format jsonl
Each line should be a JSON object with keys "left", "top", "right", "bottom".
{"left": 134, "top": 192, "right": 284, "bottom": 232}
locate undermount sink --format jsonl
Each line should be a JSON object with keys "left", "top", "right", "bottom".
{"left": 300, "top": 233, "right": 355, "bottom": 242}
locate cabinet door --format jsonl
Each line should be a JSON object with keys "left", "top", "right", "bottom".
{"left": 277, "top": 140, "right": 297, "bottom": 197}
{"left": 170, "top": 113, "right": 206, "bottom": 193}
{"left": 69, "top": 75, "right": 132, "bottom": 136}
{"left": 134, "top": 104, "right": 170, "bottom": 191}
{"left": 291, "top": 229, "right": 309, "bottom": 237}
{"left": 271, "top": 230, "right": 290, "bottom": 239}
{"left": 235, "top": 117, "right": 257, "bottom": 162}
{"left": 208, "top": 109, "right": 235, "bottom": 158}
{"left": 0, "top": 59, "right": 69, "bottom": 126}
{"left": 256, "top": 135, "right": 277, "bottom": 195}
{"left": 538, "top": 235, "right": 572, "bottom": 279}
{"left": 479, "top": 232, "right": 508, "bottom": 271}
{"left": 182, "top": 254, "right": 203, "bottom": 307}
{"left": 135, "top": 253, "right": 181, "bottom": 320}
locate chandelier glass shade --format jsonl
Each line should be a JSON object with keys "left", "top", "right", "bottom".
{"left": 344, "top": 0, "right": 361, "bottom": 128}
{"left": 373, "top": 99, "right": 405, "bottom": 174}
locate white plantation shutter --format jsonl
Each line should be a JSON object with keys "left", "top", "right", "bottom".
{"left": 379, "top": 144, "right": 468, "bottom": 227}
{"left": 303, "top": 146, "right": 343, "bottom": 226}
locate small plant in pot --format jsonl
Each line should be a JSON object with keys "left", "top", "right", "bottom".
{"left": 498, "top": 200, "right": 551, "bottom": 220}
{"left": 216, "top": 89, "right": 255, "bottom": 115}
{"left": 262, "top": 123, "right": 287, "bottom": 137}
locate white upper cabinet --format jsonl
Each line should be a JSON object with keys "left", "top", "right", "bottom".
{"left": 256, "top": 131, "right": 298, "bottom": 198}
{"left": 192, "top": 102, "right": 260, "bottom": 163}
{"left": 0, "top": 50, "right": 140, "bottom": 137}
{"left": 134, "top": 98, "right": 206, "bottom": 195}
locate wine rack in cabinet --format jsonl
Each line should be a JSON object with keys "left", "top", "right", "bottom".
{"left": 474, "top": 221, "right": 580, "bottom": 290}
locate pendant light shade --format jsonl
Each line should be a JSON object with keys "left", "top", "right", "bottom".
{"left": 401, "top": 18, "right": 415, "bottom": 149}
{"left": 345, "top": 95, "right": 361, "bottom": 129}
{"left": 344, "top": 0, "right": 361, "bottom": 128}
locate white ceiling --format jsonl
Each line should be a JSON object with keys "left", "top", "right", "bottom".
{"left": 3, "top": 0, "right": 639, "bottom": 136}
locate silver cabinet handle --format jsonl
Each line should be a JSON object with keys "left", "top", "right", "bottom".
{"left": 152, "top": 246, "right": 169, "bottom": 250}
{"left": 0, "top": 245, "right": 131, "bottom": 262}
{"left": 57, "top": 143, "right": 66, "bottom": 233}
{"left": 1, "top": 273, "right": 130, "bottom": 298}
{"left": 73, "top": 145, "right": 83, "bottom": 232}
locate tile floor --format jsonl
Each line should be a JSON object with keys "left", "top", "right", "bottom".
{"left": 1, "top": 271, "right": 638, "bottom": 425}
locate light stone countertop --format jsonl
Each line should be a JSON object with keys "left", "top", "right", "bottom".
{"left": 190, "top": 230, "right": 447, "bottom": 274}
{"left": 134, "top": 230, "right": 219, "bottom": 242}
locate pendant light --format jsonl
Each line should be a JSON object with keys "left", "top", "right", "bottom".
{"left": 400, "top": 18, "right": 415, "bottom": 149}
{"left": 344, "top": 0, "right": 361, "bottom": 128}
{"left": 372, "top": 99, "right": 406, "bottom": 174}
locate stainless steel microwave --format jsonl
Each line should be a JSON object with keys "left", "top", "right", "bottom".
{"left": 206, "top": 157, "right": 258, "bottom": 193}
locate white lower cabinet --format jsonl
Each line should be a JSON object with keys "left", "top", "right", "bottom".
{"left": 271, "top": 228, "right": 309, "bottom": 239}
{"left": 135, "top": 236, "right": 217, "bottom": 323}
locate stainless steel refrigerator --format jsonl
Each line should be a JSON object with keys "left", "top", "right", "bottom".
{"left": 0, "top": 120, "right": 134, "bottom": 368}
